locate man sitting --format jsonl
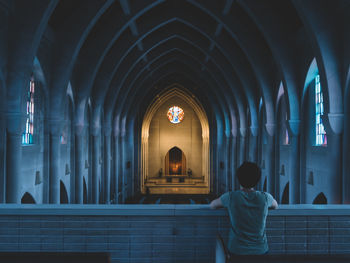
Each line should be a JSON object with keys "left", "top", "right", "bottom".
{"left": 210, "top": 162, "right": 278, "bottom": 255}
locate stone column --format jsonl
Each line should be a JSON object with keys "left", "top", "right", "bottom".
{"left": 5, "top": 112, "right": 23, "bottom": 203}
{"left": 288, "top": 120, "right": 300, "bottom": 204}
{"left": 265, "top": 123, "right": 276, "bottom": 197}
{"left": 343, "top": 112, "right": 350, "bottom": 203}
{"left": 328, "top": 113, "right": 343, "bottom": 204}
{"left": 117, "top": 134, "right": 123, "bottom": 203}
{"left": 74, "top": 124, "right": 85, "bottom": 204}
{"left": 121, "top": 133, "right": 126, "bottom": 203}
{"left": 104, "top": 125, "right": 112, "bottom": 204}
{"left": 231, "top": 135, "right": 237, "bottom": 191}
{"left": 49, "top": 118, "right": 64, "bottom": 204}
{"left": 239, "top": 128, "right": 246, "bottom": 166}
{"left": 225, "top": 132, "right": 232, "bottom": 192}
{"left": 91, "top": 128, "right": 100, "bottom": 204}
{"left": 113, "top": 133, "right": 119, "bottom": 204}
{"left": 250, "top": 126, "right": 259, "bottom": 163}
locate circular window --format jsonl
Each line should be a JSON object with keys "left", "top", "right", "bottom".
{"left": 167, "top": 106, "right": 184, "bottom": 124}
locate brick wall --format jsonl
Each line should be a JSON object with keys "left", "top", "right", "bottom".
{"left": 0, "top": 205, "right": 349, "bottom": 263}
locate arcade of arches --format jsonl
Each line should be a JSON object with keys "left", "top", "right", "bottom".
{"left": 0, "top": 0, "right": 349, "bottom": 205}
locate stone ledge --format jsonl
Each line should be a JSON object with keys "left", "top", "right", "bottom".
{"left": 1, "top": 204, "right": 350, "bottom": 216}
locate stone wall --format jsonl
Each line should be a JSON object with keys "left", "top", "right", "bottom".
{"left": 0, "top": 205, "right": 350, "bottom": 263}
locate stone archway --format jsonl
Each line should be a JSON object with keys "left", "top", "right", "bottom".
{"left": 141, "top": 85, "right": 210, "bottom": 194}
{"left": 21, "top": 192, "right": 36, "bottom": 204}
{"left": 165, "top": 147, "right": 186, "bottom": 175}
{"left": 313, "top": 192, "right": 327, "bottom": 204}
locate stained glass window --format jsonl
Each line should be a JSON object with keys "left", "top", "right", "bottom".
{"left": 22, "top": 79, "right": 35, "bottom": 145}
{"left": 315, "top": 75, "right": 327, "bottom": 146}
{"left": 284, "top": 113, "right": 289, "bottom": 145}
{"left": 167, "top": 106, "right": 184, "bottom": 124}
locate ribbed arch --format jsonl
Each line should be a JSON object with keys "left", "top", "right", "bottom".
{"left": 109, "top": 46, "right": 237, "bottom": 131}
{"left": 88, "top": 16, "right": 258, "bottom": 130}
{"left": 112, "top": 59, "right": 232, "bottom": 143}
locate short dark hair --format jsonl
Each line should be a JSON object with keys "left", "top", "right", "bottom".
{"left": 236, "top": 162, "right": 261, "bottom": 188}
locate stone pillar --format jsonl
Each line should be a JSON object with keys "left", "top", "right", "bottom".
{"left": 121, "top": 133, "right": 126, "bottom": 203}
{"left": 250, "top": 126, "right": 259, "bottom": 163}
{"left": 288, "top": 120, "right": 300, "bottom": 204}
{"left": 49, "top": 118, "right": 64, "bottom": 204}
{"left": 328, "top": 113, "right": 343, "bottom": 204}
{"left": 225, "top": 132, "right": 232, "bottom": 192}
{"left": 231, "top": 135, "right": 237, "bottom": 191}
{"left": 239, "top": 128, "right": 246, "bottom": 166}
{"left": 113, "top": 133, "right": 119, "bottom": 204}
{"left": 117, "top": 134, "right": 123, "bottom": 203}
{"left": 265, "top": 123, "right": 276, "bottom": 197}
{"left": 91, "top": 128, "right": 100, "bottom": 204}
{"left": 5, "top": 112, "right": 23, "bottom": 203}
{"left": 343, "top": 112, "right": 350, "bottom": 203}
{"left": 74, "top": 124, "right": 85, "bottom": 204}
{"left": 104, "top": 125, "right": 112, "bottom": 204}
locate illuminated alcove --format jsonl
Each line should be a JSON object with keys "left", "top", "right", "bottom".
{"left": 141, "top": 85, "right": 210, "bottom": 194}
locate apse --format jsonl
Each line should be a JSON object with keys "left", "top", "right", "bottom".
{"left": 141, "top": 86, "right": 210, "bottom": 195}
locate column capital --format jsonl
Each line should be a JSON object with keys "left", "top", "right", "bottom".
{"left": 91, "top": 125, "right": 101, "bottom": 137}
{"left": 239, "top": 127, "right": 246, "bottom": 137}
{"left": 250, "top": 126, "right": 259, "bottom": 137}
{"left": 328, "top": 113, "right": 344, "bottom": 134}
{"left": 104, "top": 125, "right": 112, "bottom": 136}
{"left": 288, "top": 119, "right": 301, "bottom": 136}
{"left": 48, "top": 118, "right": 65, "bottom": 136}
{"left": 74, "top": 122, "right": 86, "bottom": 136}
{"left": 265, "top": 123, "right": 275, "bottom": 137}
{"left": 5, "top": 111, "right": 24, "bottom": 135}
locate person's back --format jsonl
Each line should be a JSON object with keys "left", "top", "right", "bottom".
{"left": 210, "top": 162, "right": 278, "bottom": 255}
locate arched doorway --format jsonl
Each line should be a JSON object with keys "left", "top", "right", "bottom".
{"left": 281, "top": 182, "right": 289, "bottom": 204}
{"left": 83, "top": 177, "right": 87, "bottom": 204}
{"left": 21, "top": 192, "right": 36, "bottom": 204}
{"left": 60, "top": 181, "right": 69, "bottom": 204}
{"left": 165, "top": 147, "right": 186, "bottom": 175}
{"left": 313, "top": 192, "right": 327, "bottom": 204}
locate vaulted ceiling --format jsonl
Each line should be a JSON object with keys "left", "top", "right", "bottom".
{"left": 5, "top": 0, "right": 350, "bottom": 135}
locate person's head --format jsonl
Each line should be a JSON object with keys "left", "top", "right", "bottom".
{"left": 236, "top": 162, "right": 261, "bottom": 188}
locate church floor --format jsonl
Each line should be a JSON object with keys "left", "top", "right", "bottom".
{"left": 125, "top": 194, "right": 216, "bottom": 204}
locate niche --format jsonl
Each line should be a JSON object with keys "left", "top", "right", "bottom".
{"left": 281, "top": 182, "right": 289, "bottom": 204}
{"left": 312, "top": 192, "right": 327, "bottom": 204}
{"left": 60, "top": 181, "right": 69, "bottom": 204}
{"left": 21, "top": 192, "right": 36, "bottom": 204}
{"left": 165, "top": 147, "right": 186, "bottom": 175}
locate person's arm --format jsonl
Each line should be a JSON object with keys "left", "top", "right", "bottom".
{"left": 210, "top": 197, "right": 223, "bottom": 209}
{"left": 270, "top": 198, "right": 278, "bottom": 209}
{"left": 265, "top": 192, "right": 278, "bottom": 209}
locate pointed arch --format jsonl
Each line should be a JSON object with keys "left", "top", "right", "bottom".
{"left": 165, "top": 147, "right": 186, "bottom": 175}
{"left": 60, "top": 181, "right": 69, "bottom": 204}
{"left": 313, "top": 192, "right": 327, "bottom": 204}
{"left": 21, "top": 192, "right": 36, "bottom": 204}
{"left": 83, "top": 177, "right": 88, "bottom": 204}
{"left": 281, "top": 182, "right": 289, "bottom": 204}
{"left": 141, "top": 85, "right": 209, "bottom": 193}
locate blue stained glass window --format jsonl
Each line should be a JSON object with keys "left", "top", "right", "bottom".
{"left": 167, "top": 106, "right": 184, "bottom": 124}
{"left": 22, "top": 79, "right": 35, "bottom": 145}
{"left": 284, "top": 114, "right": 289, "bottom": 145}
{"left": 315, "top": 75, "right": 327, "bottom": 146}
